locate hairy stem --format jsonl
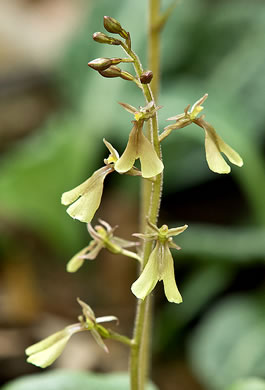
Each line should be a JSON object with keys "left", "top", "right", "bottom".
{"left": 128, "top": 1, "right": 163, "bottom": 389}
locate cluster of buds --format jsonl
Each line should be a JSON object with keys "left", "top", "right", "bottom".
{"left": 26, "top": 299, "right": 118, "bottom": 368}
{"left": 88, "top": 16, "right": 153, "bottom": 86}
{"left": 161, "top": 94, "right": 243, "bottom": 174}
{"left": 88, "top": 16, "right": 138, "bottom": 84}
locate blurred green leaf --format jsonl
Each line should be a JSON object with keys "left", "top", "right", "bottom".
{"left": 176, "top": 224, "right": 265, "bottom": 262}
{"left": 227, "top": 377, "right": 265, "bottom": 390}
{"left": 188, "top": 294, "right": 265, "bottom": 390}
{"left": 0, "top": 113, "right": 100, "bottom": 254}
{"left": 1, "top": 370, "right": 158, "bottom": 390}
{"left": 154, "top": 264, "right": 235, "bottom": 352}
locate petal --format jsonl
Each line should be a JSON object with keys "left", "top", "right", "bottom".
{"left": 97, "top": 219, "right": 113, "bottom": 233}
{"left": 96, "top": 315, "right": 118, "bottom": 324}
{"left": 204, "top": 126, "right": 231, "bottom": 174}
{"left": 118, "top": 101, "right": 138, "bottom": 114}
{"left": 167, "top": 224, "right": 188, "bottom": 237}
{"left": 132, "top": 233, "right": 157, "bottom": 241}
{"left": 87, "top": 223, "right": 102, "bottom": 241}
{"left": 189, "top": 93, "right": 208, "bottom": 119}
{"left": 138, "top": 130, "right": 164, "bottom": 178}
{"left": 26, "top": 330, "right": 66, "bottom": 357}
{"left": 112, "top": 236, "right": 138, "bottom": 248}
{"left": 103, "top": 138, "right": 119, "bottom": 162}
{"left": 162, "top": 246, "right": 182, "bottom": 304}
{"left": 114, "top": 125, "right": 138, "bottom": 173}
{"left": 131, "top": 242, "right": 160, "bottom": 300}
{"left": 83, "top": 242, "right": 103, "bottom": 260}
{"left": 66, "top": 245, "right": 91, "bottom": 273}
{"left": 77, "top": 298, "right": 96, "bottom": 322}
{"left": 62, "top": 166, "right": 112, "bottom": 223}
{"left": 91, "top": 328, "right": 109, "bottom": 353}
{"left": 26, "top": 335, "right": 71, "bottom": 368}
{"left": 166, "top": 113, "right": 186, "bottom": 121}
{"left": 168, "top": 241, "right": 181, "bottom": 250}
{"left": 26, "top": 324, "right": 82, "bottom": 368}
{"left": 202, "top": 121, "right": 243, "bottom": 174}
{"left": 147, "top": 219, "right": 160, "bottom": 233}
{"left": 217, "top": 134, "right": 243, "bottom": 167}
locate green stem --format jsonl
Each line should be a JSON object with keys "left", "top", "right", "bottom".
{"left": 121, "top": 248, "right": 142, "bottom": 263}
{"left": 107, "top": 330, "right": 134, "bottom": 347}
{"left": 123, "top": 1, "right": 163, "bottom": 389}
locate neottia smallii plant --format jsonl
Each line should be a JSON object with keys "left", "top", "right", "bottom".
{"left": 25, "top": 13, "right": 243, "bottom": 390}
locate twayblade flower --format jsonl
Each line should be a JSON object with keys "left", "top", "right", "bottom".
{"left": 194, "top": 117, "right": 243, "bottom": 174}
{"left": 61, "top": 139, "right": 140, "bottom": 223}
{"left": 115, "top": 101, "right": 164, "bottom": 178}
{"left": 115, "top": 120, "right": 163, "bottom": 178}
{"left": 162, "top": 94, "right": 243, "bottom": 174}
{"left": 67, "top": 219, "right": 141, "bottom": 272}
{"left": 25, "top": 298, "right": 118, "bottom": 368}
{"left": 131, "top": 221, "right": 188, "bottom": 303}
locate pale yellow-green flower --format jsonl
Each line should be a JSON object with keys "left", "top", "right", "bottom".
{"left": 61, "top": 139, "right": 117, "bottom": 223}
{"left": 61, "top": 165, "right": 113, "bottom": 223}
{"left": 131, "top": 221, "right": 188, "bottom": 303}
{"left": 25, "top": 323, "right": 82, "bottom": 368}
{"left": 195, "top": 117, "right": 243, "bottom": 174}
{"left": 26, "top": 299, "right": 118, "bottom": 368}
{"left": 162, "top": 94, "right": 243, "bottom": 174}
{"left": 61, "top": 139, "right": 140, "bottom": 224}
{"left": 67, "top": 219, "right": 141, "bottom": 272}
{"left": 115, "top": 121, "right": 164, "bottom": 178}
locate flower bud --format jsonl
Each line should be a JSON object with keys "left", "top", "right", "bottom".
{"left": 93, "top": 32, "right": 121, "bottom": 45}
{"left": 140, "top": 70, "right": 153, "bottom": 84}
{"left": 88, "top": 58, "right": 112, "bottom": 71}
{"left": 99, "top": 65, "right": 122, "bottom": 78}
{"left": 88, "top": 57, "right": 123, "bottom": 71}
{"left": 120, "top": 70, "right": 134, "bottom": 81}
{"left": 103, "top": 16, "right": 129, "bottom": 39}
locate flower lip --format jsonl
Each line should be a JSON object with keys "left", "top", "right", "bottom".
{"left": 114, "top": 121, "right": 164, "bottom": 178}
{"left": 131, "top": 222, "right": 188, "bottom": 303}
{"left": 194, "top": 117, "right": 244, "bottom": 174}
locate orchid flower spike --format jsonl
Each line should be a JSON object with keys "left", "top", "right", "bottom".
{"left": 67, "top": 219, "right": 141, "bottom": 272}
{"left": 131, "top": 221, "right": 188, "bottom": 303}
{"left": 163, "top": 94, "right": 243, "bottom": 174}
{"left": 26, "top": 298, "right": 118, "bottom": 368}
{"left": 115, "top": 121, "right": 164, "bottom": 178}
